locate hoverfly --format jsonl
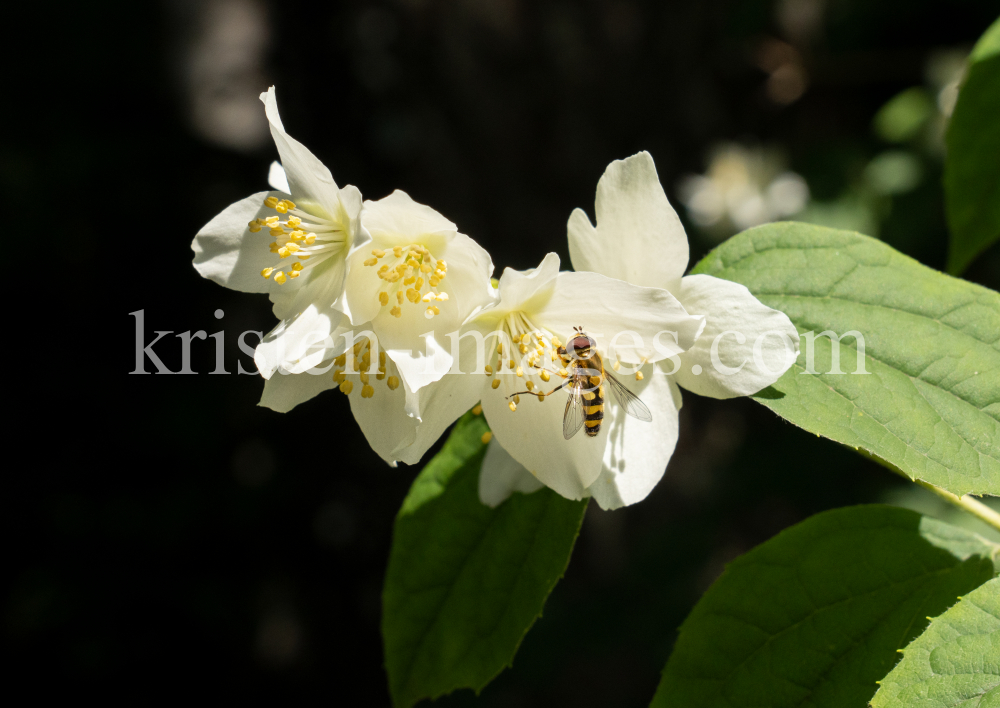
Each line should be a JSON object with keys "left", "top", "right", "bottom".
{"left": 509, "top": 326, "right": 653, "bottom": 439}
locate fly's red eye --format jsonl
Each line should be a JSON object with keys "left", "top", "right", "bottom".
{"left": 570, "top": 336, "right": 592, "bottom": 353}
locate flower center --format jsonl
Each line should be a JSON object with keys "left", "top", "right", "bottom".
{"left": 363, "top": 244, "right": 449, "bottom": 319}
{"left": 483, "top": 312, "right": 570, "bottom": 411}
{"left": 331, "top": 339, "right": 399, "bottom": 399}
{"left": 250, "top": 196, "right": 346, "bottom": 285}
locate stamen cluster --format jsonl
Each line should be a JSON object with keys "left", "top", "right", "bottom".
{"left": 365, "top": 244, "right": 450, "bottom": 319}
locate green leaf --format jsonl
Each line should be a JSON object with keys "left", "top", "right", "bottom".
{"left": 692, "top": 222, "right": 1000, "bottom": 496}
{"left": 382, "top": 412, "right": 588, "bottom": 708}
{"left": 945, "top": 16, "right": 1000, "bottom": 275}
{"left": 871, "top": 577, "right": 999, "bottom": 707}
{"left": 651, "top": 506, "right": 998, "bottom": 708}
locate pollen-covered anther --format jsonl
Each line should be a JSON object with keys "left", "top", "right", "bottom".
{"left": 332, "top": 370, "right": 346, "bottom": 384}
{"left": 379, "top": 292, "right": 389, "bottom": 306}
{"left": 508, "top": 401, "right": 517, "bottom": 412}
{"left": 537, "top": 392, "right": 545, "bottom": 402}
{"left": 558, "top": 368, "right": 568, "bottom": 378}
{"left": 360, "top": 371, "right": 369, "bottom": 385}
{"left": 526, "top": 381, "right": 535, "bottom": 391}
{"left": 492, "top": 379, "right": 501, "bottom": 390}
{"left": 484, "top": 364, "right": 494, "bottom": 375}
{"left": 635, "top": 371, "right": 644, "bottom": 381}
{"left": 540, "top": 370, "right": 550, "bottom": 382}
{"left": 513, "top": 395, "right": 520, "bottom": 404}
{"left": 274, "top": 271, "right": 287, "bottom": 285}
{"left": 387, "top": 376, "right": 400, "bottom": 390}
{"left": 390, "top": 306, "right": 402, "bottom": 318}
{"left": 248, "top": 220, "right": 262, "bottom": 233}
{"left": 425, "top": 306, "right": 440, "bottom": 318}
{"left": 361, "top": 384, "right": 375, "bottom": 398}
{"left": 364, "top": 257, "right": 379, "bottom": 266}
{"left": 516, "top": 367, "right": 524, "bottom": 377}
{"left": 261, "top": 267, "right": 274, "bottom": 279}
{"left": 339, "top": 380, "right": 354, "bottom": 395}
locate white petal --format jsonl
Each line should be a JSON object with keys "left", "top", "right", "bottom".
{"left": 393, "top": 371, "right": 484, "bottom": 465}
{"left": 491, "top": 252, "right": 562, "bottom": 314}
{"left": 479, "top": 438, "right": 545, "bottom": 508}
{"left": 587, "top": 372, "right": 681, "bottom": 510}
{"left": 568, "top": 152, "right": 689, "bottom": 293}
{"left": 348, "top": 365, "right": 418, "bottom": 467}
{"left": 359, "top": 189, "right": 458, "bottom": 236}
{"left": 192, "top": 190, "right": 286, "bottom": 293}
{"left": 268, "top": 161, "right": 290, "bottom": 193}
{"left": 260, "top": 87, "right": 341, "bottom": 213}
{"left": 672, "top": 274, "right": 800, "bottom": 398}
{"left": 480, "top": 378, "right": 607, "bottom": 501}
{"left": 534, "top": 271, "right": 705, "bottom": 364}
{"left": 259, "top": 365, "right": 338, "bottom": 413}
{"left": 255, "top": 259, "right": 349, "bottom": 377}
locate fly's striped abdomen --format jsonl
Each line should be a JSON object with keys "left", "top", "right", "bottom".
{"left": 583, "top": 370, "right": 604, "bottom": 437}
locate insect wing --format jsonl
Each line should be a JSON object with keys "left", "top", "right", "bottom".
{"left": 605, "top": 371, "right": 653, "bottom": 422}
{"left": 562, "top": 385, "right": 586, "bottom": 439}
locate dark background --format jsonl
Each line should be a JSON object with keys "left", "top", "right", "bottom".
{"left": 7, "top": 0, "right": 998, "bottom": 703}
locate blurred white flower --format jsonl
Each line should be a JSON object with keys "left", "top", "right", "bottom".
{"left": 678, "top": 143, "right": 809, "bottom": 237}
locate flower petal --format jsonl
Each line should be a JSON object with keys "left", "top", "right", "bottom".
{"left": 533, "top": 271, "right": 705, "bottom": 365}
{"left": 587, "top": 371, "right": 681, "bottom": 510}
{"left": 259, "top": 365, "right": 338, "bottom": 413}
{"left": 192, "top": 190, "right": 287, "bottom": 293}
{"left": 260, "top": 87, "right": 341, "bottom": 213}
{"left": 479, "top": 438, "right": 545, "bottom": 508}
{"left": 347, "top": 365, "right": 418, "bottom": 467}
{"left": 568, "top": 152, "right": 689, "bottom": 293}
{"left": 491, "top": 252, "right": 562, "bottom": 313}
{"left": 393, "top": 371, "right": 484, "bottom": 465}
{"left": 268, "top": 161, "right": 290, "bottom": 193}
{"left": 255, "top": 259, "right": 350, "bottom": 377}
{"left": 480, "top": 377, "right": 607, "bottom": 501}
{"left": 672, "top": 274, "right": 800, "bottom": 399}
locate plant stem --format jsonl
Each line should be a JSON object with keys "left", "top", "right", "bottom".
{"left": 912, "top": 479, "right": 1000, "bottom": 533}
{"left": 857, "top": 448, "right": 1000, "bottom": 533}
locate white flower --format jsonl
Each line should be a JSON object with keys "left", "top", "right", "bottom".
{"left": 415, "top": 253, "right": 705, "bottom": 503}
{"left": 559, "top": 151, "right": 800, "bottom": 509}
{"left": 191, "top": 86, "right": 363, "bottom": 377}
{"left": 339, "top": 190, "right": 496, "bottom": 393}
{"left": 253, "top": 189, "right": 496, "bottom": 466}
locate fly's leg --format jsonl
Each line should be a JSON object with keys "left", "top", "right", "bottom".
{"left": 506, "top": 380, "right": 570, "bottom": 400}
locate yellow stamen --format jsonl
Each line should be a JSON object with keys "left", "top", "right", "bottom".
{"left": 513, "top": 394, "right": 520, "bottom": 404}
{"left": 540, "top": 370, "right": 550, "bottom": 382}
{"left": 635, "top": 371, "right": 644, "bottom": 381}
{"left": 339, "top": 380, "right": 354, "bottom": 395}
{"left": 361, "top": 384, "right": 375, "bottom": 398}
{"left": 261, "top": 267, "right": 274, "bottom": 279}
{"left": 248, "top": 221, "right": 262, "bottom": 233}
{"left": 391, "top": 306, "right": 402, "bottom": 318}
{"left": 291, "top": 262, "right": 303, "bottom": 271}
{"left": 372, "top": 249, "right": 385, "bottom": 258}
{"left": 273, "top": 271, "right": 287, "bottom": 285}
{"left": 264, "top": 196, "right": 279, "bottom": 208}
{"left": 425, "top": 306, "right": 440, "bottom": 318}
{"left": 332, "top": 370, "right": 346, "bottom": 384}
{"left": 526, "top": 381, "right": 535, "bottom": 391}
{"left": 360, "top": 371, "right": 369, "bottom": 384}
{"left": 558, "top": 368, "right": 568, "bottom": 378}
{"left": 379, "top": 292, "right": 389, "bottom": 306}
{"left": 364, "top": 257, "right": 379, "bottom": 267}
{"left": 492, "top": 379, "right": 501, "bottom": 389}
{"left": 508, "top": 401, "right": 517, "bottom": 412}
{"left": 335, "top": 355, "right": 346, "bottom": 367}
{"left": 387, "top": 376, "right": 400, "bottom": 390}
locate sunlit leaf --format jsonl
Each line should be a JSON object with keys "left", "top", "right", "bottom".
{"left": 871, "top": 576, "right": 999, "bottom": 707}
{"left": 651, "top": 506, "right": 997, "bottom": 708}
{"left": 945, "top": 16, "right": 1000, "bottom": 275}
{"left": 382, "top": 412, "right": 588, "bottom": 708}
{"left": 693, "top": 222, "right": 1000, "bottom": 496}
